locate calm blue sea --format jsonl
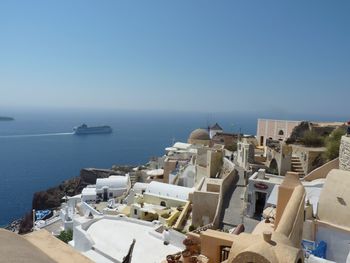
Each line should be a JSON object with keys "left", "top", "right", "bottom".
{"left": 0, "top": 108, "right": 260, "bottom": 226}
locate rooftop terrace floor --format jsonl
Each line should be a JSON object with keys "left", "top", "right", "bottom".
{"left": 86, "top": 218, "right": 182, "bottom": 263}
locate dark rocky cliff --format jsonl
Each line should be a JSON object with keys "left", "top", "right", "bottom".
{"left": 16, "top": 166, "right": 134, "bottom": 234}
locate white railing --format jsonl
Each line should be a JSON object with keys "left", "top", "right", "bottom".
{"left": 34, "top": 214, "right": 61, "bottom": 229}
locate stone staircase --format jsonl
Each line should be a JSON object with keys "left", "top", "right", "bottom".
{"left": 129, "top": 173, "right": 138, "bottom": 187}
{"left": 291, "top": 156, "right": 305, "bottom": 177}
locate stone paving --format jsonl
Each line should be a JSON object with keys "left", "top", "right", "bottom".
{"left": 220, "top": 166, "right": 259, "bottom": 233}
{"left": 41, "top": 219, "right": 63, "bottom": 235}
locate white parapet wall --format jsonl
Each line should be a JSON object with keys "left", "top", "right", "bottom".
{"left": 339, "top": 136, "right": 350, "bottom": 171}
{"left": 72, "top": 224, "right": 95, "bottom": 252}
{"left": 81, "top": 202, "right": 103, "bottom": 216}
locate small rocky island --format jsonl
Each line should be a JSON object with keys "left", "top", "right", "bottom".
{"left": 0, "top": 116, "right": 14, "bottom": 121}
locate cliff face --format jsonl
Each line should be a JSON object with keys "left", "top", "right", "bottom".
{"left": 32, "top": 177, "right": 81, "bottom": 210}
{"left": 32, "top": 166, "right": 134, "bottom": 210}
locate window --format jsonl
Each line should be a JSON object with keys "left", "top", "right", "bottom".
{"left": 109, "top": 192, "right": 113, "bottom": 197}
{"left": 160, "top": 201, "right": 166, "bottom": 207}
{"left": 134, "top": 209, "right": 137, "bottom": 215}
{"left": 278, "top": 130, "right": 284, "bottom": 136}
{"left": 220, "top": 246, "right": 231, "bottom": 262}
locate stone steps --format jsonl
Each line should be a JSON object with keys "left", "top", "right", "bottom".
{"left": 292, "top": 169, "right": 303, "bottom": 172}
{"left": 129, "top": 174, "right": 138, "bottom": 187}
{"left": 291, "top": 156, "right": 305, "bottom": 177}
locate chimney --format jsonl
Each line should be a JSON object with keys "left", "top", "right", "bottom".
{"left": 257, "top": 169, "right": 266, "bottom": 179}
{"left": 274, "top": 172, "right": 302, "bottom": 228}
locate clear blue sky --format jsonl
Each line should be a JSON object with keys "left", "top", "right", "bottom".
{"left": 0, "top": 1, "right": 349, "bottom": 115}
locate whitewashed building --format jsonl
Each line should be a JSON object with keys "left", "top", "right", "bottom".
{"left": 81, "top": 175, "right": 131, "bottom": 203}
{"left": 246, "top": 169, "right": 324, "bottom": 218}
{"left": 81, "top": 187, "right": 97, "bottom": 203}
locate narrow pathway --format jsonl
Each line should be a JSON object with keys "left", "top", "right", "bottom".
{"left": 220, "top": 167, "right": 259, "bottom": 232}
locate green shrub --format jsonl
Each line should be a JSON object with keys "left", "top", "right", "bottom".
{"left": 57, "top": 229, "right": 73, "bottom": 243}
{"left": 301, "top": 131, "right": 324, "bottom": 147}
{"left": 325, "top": 128, "right": 346, "bottom": 160}
{"left": 226, "top": 143, "right": 237, "bottom": 152}
{"left": 188, "top": 225, "right": 196, "bottom": 232}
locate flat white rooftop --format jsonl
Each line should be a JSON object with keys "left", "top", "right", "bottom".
{"left": 85, "top": 218, "right": 182, "bottom": 263}
{"left": 249, "top": 172, "right": 284, "bottom": 185}
{"left": 172, "top": 142, "right": 191, "bottom": 150}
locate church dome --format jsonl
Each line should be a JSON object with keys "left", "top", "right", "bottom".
{"left": 188, "top": 128, "right": 210, "bottom": 141}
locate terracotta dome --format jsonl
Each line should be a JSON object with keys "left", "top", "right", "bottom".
{"left": 188, "top": 129, "right": 210, "bottom": 141}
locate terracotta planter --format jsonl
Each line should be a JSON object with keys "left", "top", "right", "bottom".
{"left": 188, "top": 244, "right": 200, "bottom": 254}
{"left": 182, "top": 250, "right": 192, "bottom": 263}
{"left": 166, "top": 255, "right": 175, "bottom": 263}
{"left": 174, "top": 253, "right": 181, "bottom": 261}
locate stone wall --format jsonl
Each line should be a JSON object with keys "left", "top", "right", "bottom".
{"left": 196, "top": 148, "right": 208, "bottom": 167}
{"left": 207, "top": 150, "right": 223, "bottom": 178}
{"left": 192, "top": 191, "right": 220, "bottom": 227}
{"left": 340, "top": 136, "right": 350, "bottom": 171}
{"left": 304, "top": 158, "right": 339, "bottom": 181}
{"left": 212, "top": 159, "right": 237, "bottom": 229}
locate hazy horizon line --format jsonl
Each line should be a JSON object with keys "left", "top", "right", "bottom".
{"left": 0, "top": 105, "right": 348, "bottom": 122}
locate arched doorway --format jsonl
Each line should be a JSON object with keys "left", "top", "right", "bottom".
{"left": 268, "top": 159, "right": 279, "bottom": 175}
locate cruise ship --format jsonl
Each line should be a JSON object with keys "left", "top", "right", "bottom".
{"left": 73, "top": 124, "right": 112, "bottom": 135}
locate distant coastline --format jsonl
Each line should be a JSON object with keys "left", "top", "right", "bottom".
{"left": 0, "top": 116, "right": 14, "bottom": 121}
